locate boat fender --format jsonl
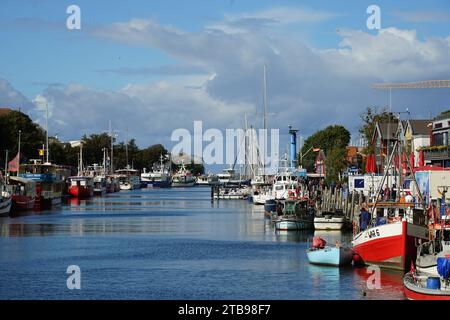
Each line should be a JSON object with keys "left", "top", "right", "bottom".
{"left": 437, "top": 256, "right": 450, "bottom": 279}
{"left": 352, "top": 253, "right": 363, "bottom": 266}
{"left": 312, "top": 236, "right": 326, "bottom": 249}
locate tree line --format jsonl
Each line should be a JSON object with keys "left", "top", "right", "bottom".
{"left": 0, "top": 110, "right": 204, "bottom": 175}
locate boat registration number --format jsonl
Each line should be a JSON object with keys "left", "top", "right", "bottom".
{"left": 367, "top": 229, "right": 381, "bottom": 239}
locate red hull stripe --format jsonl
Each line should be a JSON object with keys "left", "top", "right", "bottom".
{"left": 353, "top": 234, "right": 404, "bottom": 263}
{"left": 404, "top": 287, "right": 450, "bottom": 300}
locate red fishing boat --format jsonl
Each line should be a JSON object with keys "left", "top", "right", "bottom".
{"left": 68, "top": 176, "right": 94, "bottom": 198}
{"left": 352, "top": 210, "right": 428, "bottom": 271}
{"left": 352, "top": 126, "right": 429, "bottom": 272}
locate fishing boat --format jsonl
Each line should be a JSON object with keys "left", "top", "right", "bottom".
{"left": 307, "top": 237, "right": 354, "bottom": 267}
{"left": 403, "top": 266, "right": 450, "bottom": 300}
{"left": 141, "top": 155, "right": 172, "bottom": 188}
{"left": 84, "top": 162, "right": 108, "bottom": 196}
{"left": 274, "top": 199, "right": 315, "bottom": 230}
{"left": 8, "top": 176, "right": 36, "bottom": 211}
{"left": 352, "top": 204, "right": 429, "bottom": 271}
{"left": 92, "top": 175, "right": 106, "bottom": 195}
{"left": 68, "top": 176, "right": 94, "bottom": 198}
{"left": 314, "top": 212, "right": 347, "bottom": 230}
{"left": 19, "top": 161, "right": 64, "bottom": 210}
{"left": 351, "top": 129, "right": 429, "bottom": 271}
{"left": 116, "top": 168, "right": 141, "bottom": 190}
{"left": 106, "top": 175, "right": 120, "bottom": 193}
{"left": 172, "top": 161, "right": 196, "bottom": 187}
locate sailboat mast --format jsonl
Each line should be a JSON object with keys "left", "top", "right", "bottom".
{"left": 110, "top": 120, "right": 114, "bottom": 174}
{"left": 263, "top": 65, "right": 268, "bottom": 181}
{"left": 125, "top": 128, "right": 129, "bottom": 168}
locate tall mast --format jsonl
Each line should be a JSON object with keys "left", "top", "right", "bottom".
{"left": 125, "top": 128, "right": 129, "bottom": 169}
{"left": 109, "top": 120, "right": 114, "bottom": 174}
{"left": 103, "top": 148, "right": 107, "bottom": 175}
{"left": 45, "top": 103, "right": 49, "bottom": 163}
{"left": 4, "top": 150, "right": 8, "bottom": 177}
{"left": 244, "top": 112, "right": 249, "bottom": 179}
{"left": 79, "top": 143, "right": 83, "bottom": 175}
{"left": 263, "top": 64, "right": 268, "bottom": 181}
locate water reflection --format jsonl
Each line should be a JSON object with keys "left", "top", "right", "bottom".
{"left": 0, "top": 188, "right": 407, "bottom": 300}
{"left": 274, "top": 230, "right": 314, "bottom": 243}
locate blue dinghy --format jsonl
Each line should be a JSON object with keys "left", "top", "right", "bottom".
{"left": 307, "top": 237, "right": 354, "bottom": 267}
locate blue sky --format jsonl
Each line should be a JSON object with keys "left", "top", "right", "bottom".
{"left": 1, "top": 0, "right": 450, "bottom": 169}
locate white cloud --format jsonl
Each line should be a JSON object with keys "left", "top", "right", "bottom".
{"left": 2, "top": 7, "right": 450, "bottom": 153}
{"left": 0, "top": 79, "right": 34, "bottom": 111}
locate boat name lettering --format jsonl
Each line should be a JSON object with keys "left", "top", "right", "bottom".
{"left": 367, "top": 229, "right": 381, "bottom": 239}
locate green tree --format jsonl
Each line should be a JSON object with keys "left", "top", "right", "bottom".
{"left": 359, "top": 106, "right": 395, "bottom": 155}
{"left": 136, "top": 144, "right": 168, "bottom": 171}
{"left": 299, "top": 125, "right": 350, "bottom": 183}
{"left": 0, "top": 110, "right": 45, "bottom": 165}
{"left": 80, "top": 133, "right": 111, "bottom": 166}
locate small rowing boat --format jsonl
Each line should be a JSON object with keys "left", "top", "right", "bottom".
{"left": 306, "top": 237, "right": 354, "bottom": 267}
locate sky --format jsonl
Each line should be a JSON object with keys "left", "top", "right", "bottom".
{"left": 0, "top": 0, "right": 450, "bottom": 170}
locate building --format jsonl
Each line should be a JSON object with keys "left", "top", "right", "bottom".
{"left": 346, "top": 146, "right": 364, "bottom": 175}
{"left": 404, "top": 119, "right": 431, "bottom": 167}
{"left": 423, "top": 112, "right": 450, "bottom": 168}
{"left": 0, "top": 107, "right": 12, "bottom": 117}
{"left": 372, "top": 120, "right": 400, "bottom": 173}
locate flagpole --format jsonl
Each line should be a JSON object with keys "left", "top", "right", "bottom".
{"left": 18, "top": 130, "right": 21, "bottom": 176}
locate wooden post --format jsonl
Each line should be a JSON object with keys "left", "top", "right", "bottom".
{"left": 343, "top": 192, "right": 350, "bottom": 217}
{"left": 350, "top": 191, "right": 355, "bottom": 221}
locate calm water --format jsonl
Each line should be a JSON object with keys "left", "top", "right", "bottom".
{"left": 0, "top": 188, "right": 405, "bottom": 300}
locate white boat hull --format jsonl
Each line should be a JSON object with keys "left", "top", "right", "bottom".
{"left": 275, "top": 217, "right": 313, "bottom": 231}
{"left": 0, "top": 196, "right": 12, "bottom": 216}
{"left": 307, "top": 246, "right": 354, "bottom": 266}
{"left": 314, "top": 217, "right": 346, "bottom": 230}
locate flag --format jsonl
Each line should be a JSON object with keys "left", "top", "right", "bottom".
{"left": 365, "top": 155, "right": 370, "bottom": 173}
{"left": 410, "top": 152, "right": 415, "bottom": 170}
{"left": 39, "top": 149, "right": 45, "bottom": 156}
{"left": 419, "top": 150, "right": 424, "bottom": 167}
{"left": 8, "top": 152, "right": 20, "bottom": 172}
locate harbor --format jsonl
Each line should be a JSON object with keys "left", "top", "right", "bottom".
{"left": 1, "top": 1, "right": 450, "bottom": 304}
{"left": 0, "top": 187, "right": 406, "bottom": 300}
